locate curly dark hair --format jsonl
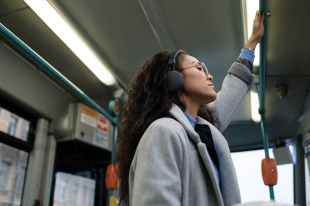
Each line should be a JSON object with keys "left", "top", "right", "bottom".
{"left": 117, "top": 50, "right": 214, "bottom": 203}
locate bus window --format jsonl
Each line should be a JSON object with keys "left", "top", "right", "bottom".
{"left": 232, "top": 149, "right": 294, "bottom": 204}
{"left": 0, "top": 143, "right": 28, "bottom": 206}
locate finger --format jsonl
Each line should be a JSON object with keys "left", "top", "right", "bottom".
{"left": 257, "top": 12, "right": 263, "bottom": 22}
{"left": 253, "top": 11, "right": 259, "bottom": 22}
{"left": 260, "top": 13, "right": 264, "bottom": 24}
{"left": 257, "top": 11, "right": 263, "bottom": 21}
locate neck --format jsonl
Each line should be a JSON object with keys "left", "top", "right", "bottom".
{"left": 181, "top": 94, "right": 200, "bottom": 118}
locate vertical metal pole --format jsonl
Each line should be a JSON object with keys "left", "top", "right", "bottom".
{"left": 111, "top": 117, "right": 118, "bottom": 164}
{"left": 22, "top": 119, "right": 49, "bottom": 206}
{"left": 294, "top": 135, "right": 306, "bottom": 205}
{"left": 41, "top": 135, "right": 57, "bottom": 206}
{"left": 258, "top": 0, "right": 275, "bottom": 200}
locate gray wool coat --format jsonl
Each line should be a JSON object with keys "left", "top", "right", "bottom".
{"left": 129, "top": 62, "right": 253, "bottom": 206}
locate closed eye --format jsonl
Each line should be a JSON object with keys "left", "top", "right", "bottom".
{"left": 196, "top": 62, "right": 204, "bottom": 71}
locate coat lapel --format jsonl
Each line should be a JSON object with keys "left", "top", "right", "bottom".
{"left": 169, "top": 105, "right": 224, "bottom": 206}
{"left": 198, "top": 117, "right": 241, "bottom": 206}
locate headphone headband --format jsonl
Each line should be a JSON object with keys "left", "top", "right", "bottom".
{"left": 168, "top": 50, "right": 183, "bottom": 71}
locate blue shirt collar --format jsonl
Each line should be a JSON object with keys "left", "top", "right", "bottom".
{"left": 184, "top": 112, "right": 198, "bottom": 128}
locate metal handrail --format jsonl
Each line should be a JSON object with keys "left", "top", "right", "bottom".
{"left": 0, "top": 23, "right": 117, "bottom": 126}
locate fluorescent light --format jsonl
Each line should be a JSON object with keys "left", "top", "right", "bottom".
{"left": 24, "top": 0, "right": 116, "bottom": 86}
{"left": 250, "top": 90, "right": 261, "bottom": 122}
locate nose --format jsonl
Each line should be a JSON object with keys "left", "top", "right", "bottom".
{"left": 207, "top": 73, "right": 213, "bottom": 81}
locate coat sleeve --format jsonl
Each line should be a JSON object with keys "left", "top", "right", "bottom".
{"left": 129, "top": 120, "right": 184, "bottom": 206}
{"left": 207, "top": 62, "right": 253, "bottom": 132}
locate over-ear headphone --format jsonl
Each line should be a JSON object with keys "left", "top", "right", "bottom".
{"left": 167, "top": 50, "right": 184, "bottom": 92}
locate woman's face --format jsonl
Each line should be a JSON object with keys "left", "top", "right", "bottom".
{"left": 178, "top": 54, "right": 217, "bottom": 104}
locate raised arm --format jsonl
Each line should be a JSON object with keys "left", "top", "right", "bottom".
{"left": 207, "top": 63, "right": 253, "bottom": 132}
{"left": 207, "top": 11, "right": 264, "bottom": 132}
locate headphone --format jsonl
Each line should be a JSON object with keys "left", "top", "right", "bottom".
{"left": 166, "top": 50, "right": 209, "bottom": 93}
{"left": 166, "top": 50, "right": 185, "bottom": 92}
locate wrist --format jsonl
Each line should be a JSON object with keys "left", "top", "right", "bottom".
{"left": 245, "top": 36, "right": 259, "bottom": 50}
{"left": 244, "top": 42, "right": 257, "bottom": 50}
{"left": 239, "top": 48, "right": 255, "bottom": 63}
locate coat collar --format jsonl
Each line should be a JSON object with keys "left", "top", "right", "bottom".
{"left": 169, "top": 104, "right": 199, "bottom": 141}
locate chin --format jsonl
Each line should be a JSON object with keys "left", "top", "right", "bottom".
{"left": 208, "top": 93, "right": 217, "bottom": 103}
{"left": 194, "top": 90, "right": 218, "bottom": 104}
{"left": 211, "top": 91, "right": 217, "bottom": 99}
{"left": 200, "top": 92, "right": 217, "bottom": 104}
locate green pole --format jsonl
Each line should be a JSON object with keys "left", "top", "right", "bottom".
{"left": 0, "top": 23, "right": 117, "bottom": 126}
{"left": 258, "top": 0, "right": 275, "bottom": 201}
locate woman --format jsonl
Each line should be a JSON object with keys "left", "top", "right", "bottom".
{"left": 118, "top": 11, "right": 264, "bottom": 206}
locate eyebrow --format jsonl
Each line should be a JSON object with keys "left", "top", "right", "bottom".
{"left": 192, "top": 60, "right": 199, "bottom": 64}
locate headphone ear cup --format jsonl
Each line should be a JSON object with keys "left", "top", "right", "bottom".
{"left": 167, "top": 71, "right": 184, "bottom": 92}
